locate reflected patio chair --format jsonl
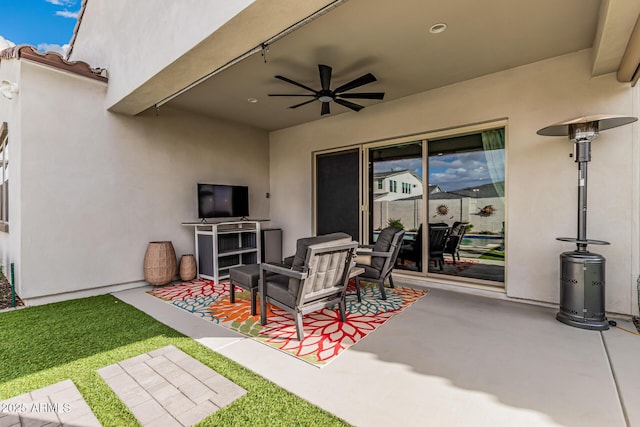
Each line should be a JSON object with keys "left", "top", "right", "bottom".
{"left": 428, "top": 223, "right": 450, "bottom": 270}
{"left": 260, "top": 233, "right": 357, "bottom": 341}
{"left": 354, "top": 226, "right": 405, "bottom": 301}
{"left": 400, "top": 224, "right": 422, "bottom": 270}
{"left": 444, "top": 221, "right": 468, "bottom": 264}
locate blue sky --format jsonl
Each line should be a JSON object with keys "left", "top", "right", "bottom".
{"left": 0, "top": 0, "right": 80, "bottom": 55}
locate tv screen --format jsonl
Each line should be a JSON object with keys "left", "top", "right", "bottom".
{"left": 198, "top": 184, "right": 249, "bottom": 219}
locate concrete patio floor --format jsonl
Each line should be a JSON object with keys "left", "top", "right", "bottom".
{"left": 114, "top": 283, "right": 640, "bottom": 427}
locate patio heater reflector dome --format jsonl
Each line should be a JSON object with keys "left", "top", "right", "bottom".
{"left": 537, "top": 114, "right": 637, "bottom": 331}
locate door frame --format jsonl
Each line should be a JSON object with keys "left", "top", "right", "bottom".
{"left": 311, "top": 118, "right": 509, "bottom": 289}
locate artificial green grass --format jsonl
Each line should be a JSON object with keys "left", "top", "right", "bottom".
{"left": 479, "top": 248, "right": 505, "bottom": 261}
{"left": 0, "top": 295, "right": 349, "bottom": 426}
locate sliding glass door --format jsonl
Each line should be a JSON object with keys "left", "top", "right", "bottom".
{"left": 314, "top": 122, "right": 506, "bottom": 287}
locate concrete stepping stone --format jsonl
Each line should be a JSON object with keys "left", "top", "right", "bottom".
{"left": 0, "top": 379, "right": 100, "bottom": 427}
{"left": 98, "top": 345, "right": 246, "bottom": 426}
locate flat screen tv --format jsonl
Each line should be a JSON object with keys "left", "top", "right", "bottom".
{"left": 197, "top": 184, "right": 249, "bottom": 219}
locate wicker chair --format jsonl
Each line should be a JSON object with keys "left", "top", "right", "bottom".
{"left": 259, "top": 234, "right": 357, "bottom": 341}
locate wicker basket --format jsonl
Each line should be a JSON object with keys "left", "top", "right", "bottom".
{"left": 143, "top": 241, "right": 177, "bottom": 286}
{"left": 179, "top": 254, "right": 197, "bottom": 281}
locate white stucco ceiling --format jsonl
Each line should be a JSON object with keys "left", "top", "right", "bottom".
{"left": 160, "top": 0, "right": 638, "bottom": 131}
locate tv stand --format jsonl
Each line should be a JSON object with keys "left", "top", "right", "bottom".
{"left": 182, "top": 221, "right": 261, "bottom": 283}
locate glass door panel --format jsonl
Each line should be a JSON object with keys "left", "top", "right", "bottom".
{"left": 368, "top": 141, "right": 423, "bottom": 273}
{"left": 427, "top": 129, "right": 505, "bottom": 284}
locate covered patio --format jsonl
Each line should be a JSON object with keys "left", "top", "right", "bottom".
{"left": 114, "top": 283, "right": 640, "bottom": 427}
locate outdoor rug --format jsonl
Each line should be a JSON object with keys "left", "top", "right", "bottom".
{"left": 148, "top": 279, "right": 428, "bottom": 366}
{"left": 442, "top": 258, "right": 480, "bottom": 274}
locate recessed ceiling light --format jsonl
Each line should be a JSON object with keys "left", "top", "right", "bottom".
{"left": 247, "top": 97, "right": 258, "bottom": 103}
{"left": 429, "top": 23, "right": 447, "bottom": 34}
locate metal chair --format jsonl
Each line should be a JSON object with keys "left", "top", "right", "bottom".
{"left": 428, "top": 223, "right": 450, "bottom": 270}
{"left": 444, "top": 222, "right": 468, "bottom": 264}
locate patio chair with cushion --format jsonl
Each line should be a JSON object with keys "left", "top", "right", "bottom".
{"left": 354, "top": 226, "right": 405, "bottom": 301}
{"left": 259, "top": 233, "right": 358, "bottom": 341}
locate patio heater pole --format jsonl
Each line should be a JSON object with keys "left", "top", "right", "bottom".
{"left": 576, "top": 135, "right": 589, "bottom": 252}
{"left": 537, "top": 115, "right": 637, "bottom": 331}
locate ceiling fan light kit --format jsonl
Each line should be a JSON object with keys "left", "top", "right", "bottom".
{"left": 537, "top": 114, "right": 637, "bottom": 331}
{"left": 268, "top": 64, "right": 385, "bottom": 116}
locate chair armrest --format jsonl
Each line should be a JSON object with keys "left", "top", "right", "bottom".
{"left": 282, "top": 255, "right": 294, "bottom": 267}
{"left": 359, "top": 244, "right": 375, "bottom": 249}
{"left": 261, "top": 263, "right": 306, "bottom": 279}
{"left": 367, "top": 251, "right": 392, "bottom": 258}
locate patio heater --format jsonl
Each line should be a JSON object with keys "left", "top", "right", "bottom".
{"left": 537, "top": 114, "right": 637, "bottom": 331}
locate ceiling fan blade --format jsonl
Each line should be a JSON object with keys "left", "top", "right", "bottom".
{"left": 319, "top": 64, "right": 332, "bottom": 91}
{"left": 268, "top": 94, "right": 316, "bottom": 97}
{"left": 338, "top": 92, "right": 385, "bottom": 100}
{"left": 333, "top": 73, "right": 377, "bottom": 94}
{"left": 335, "top": 99, "right": 364, "bottom": 112}
{"left": 275, "top": 75, "right": 317, "bottom": 93}
{"left": 289, "top": 99, "right": 317, "bottom": 109}
{"left": 321, "top": 102, "right": 331, "bottom": 115}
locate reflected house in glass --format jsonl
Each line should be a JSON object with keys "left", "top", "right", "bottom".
{"left": 372, "top": 170, "right": 437, "bottom": 231}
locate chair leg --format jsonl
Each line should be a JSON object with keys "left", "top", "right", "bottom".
{"left": 250, "top": 289, "right": 257, "bottom": 316}
{"left": 295, "top": 312, "right": 305, "bottom": 341}
{"left": 259, "top": 290, "right": 267, "bottom": 326}
{"left": 339, "top": 299, "right": 347, "bottom": 323}
{"left": 389, "top": 275, "right": 395, "bottom": 288}
{"left": 379, "top": 282, "right": 387, "bottom": 300}
{"left": 229, "top": 282, "right": 236, "bottom": 303}
{"left": 355, "top": 277, "right": 362, "bottom": 302}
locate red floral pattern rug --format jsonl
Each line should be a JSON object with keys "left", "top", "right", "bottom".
{"left": 148, "top": 279, "right": 428, "bottom": 366}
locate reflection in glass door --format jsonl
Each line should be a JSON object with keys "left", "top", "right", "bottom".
{"left": 368, "top": 141, "right": 424, "bottom": 273}
{"left": 427, "top": 128, "right": 505, "bottom": 284}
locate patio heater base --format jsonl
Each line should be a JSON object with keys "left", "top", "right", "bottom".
{"left": 557, "top": 250, "right": 608, "bottom": 331}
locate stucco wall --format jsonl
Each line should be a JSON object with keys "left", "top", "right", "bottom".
{"left": 17, "top": 61, "right": 269, "bottom": 300}
{"left": 269, "top": 50, "right": 639, "bottom": 315}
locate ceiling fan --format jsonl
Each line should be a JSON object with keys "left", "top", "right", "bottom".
{"left": 268, "top": 64, "right": 385, "bottom": 116}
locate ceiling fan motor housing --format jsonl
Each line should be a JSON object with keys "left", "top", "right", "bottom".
{"left": 317, "top": 90, "right": 334, "bottom": 102}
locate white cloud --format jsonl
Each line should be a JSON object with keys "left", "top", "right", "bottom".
{"left": 36, "top": 43, "right": 70, "bottom": 55}
{"left": 0, "top": 35, "right": 16, "bottom": 51}
{"left": 45, "top": 0, "right": 76, "bottom": 5}
{"left": 428, "top": 151, "right": 502, "bottom": 191}
{"left": 55, "top": 10, "right": 79, "bottom": 19}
